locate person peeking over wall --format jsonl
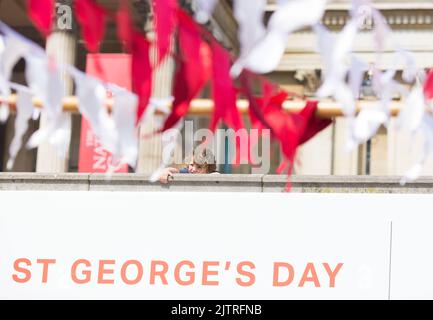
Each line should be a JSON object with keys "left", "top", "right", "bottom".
{"left": 159, "top": 147, "right": 219, "bottom": 184}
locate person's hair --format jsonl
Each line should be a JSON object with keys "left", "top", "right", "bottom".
{"left": 193, "top": 147, "right": 217, "bottom": 173}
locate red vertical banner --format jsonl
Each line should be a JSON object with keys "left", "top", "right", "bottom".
{"left": 78, "top": 54, "right": 132, "bottom": 173}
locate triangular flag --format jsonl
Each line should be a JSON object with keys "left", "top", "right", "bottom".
{"left": 209, "top": 40, "right": 244, "bottom": 131}
{"left": 152, "top": 0, "right": 178, "bottom": 63}
{"left": 131, "top": 31, "right": 152, "bottom": 124}
{"left": 27, "top": 0, "right": 54, "bottom": 37}
{"left": 161, "top": 10, "right": 211, "bottom": 132}
{"left": 75, "top": 0, "right": 108, "bottom": 52}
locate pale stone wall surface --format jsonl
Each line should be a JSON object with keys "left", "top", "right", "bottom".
{"left": 1, "top": 173, "right": 433, "bottom": 193}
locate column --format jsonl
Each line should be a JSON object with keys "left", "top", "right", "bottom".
{"left": 294, "top": 123, "right": 334, "bottom": 175}
{"left": 36, "top": 0, "right": 77, "bottom": 173}
{"left": 332, "top": 118, "right": 359, "bottom": 175}
{"left": 369, "top": 125, "right": 388, "bottom": 175}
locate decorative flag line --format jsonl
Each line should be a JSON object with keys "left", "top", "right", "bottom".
{"left": 0, "top": 0, "right": 429, "bottom": 186}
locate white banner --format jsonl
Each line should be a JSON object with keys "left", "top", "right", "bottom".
{"left": 0, "top": 192, "right": 432, "bottom": 300}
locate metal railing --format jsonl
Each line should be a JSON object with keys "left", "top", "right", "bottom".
{"left": 0, "top": 95, "right": 403, "bottom": 118}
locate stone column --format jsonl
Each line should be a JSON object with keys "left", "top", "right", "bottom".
{"left": 36, "top": 0, "right": 77, "bottom": 173}
{"left": 332, "top": 118, "right": 359, "bottom": 175}
{"left": 369, "top": 125, "right": 388, "bottom": 175}
{"left": 295, "top": 123, "right": 334, "bottom": 175}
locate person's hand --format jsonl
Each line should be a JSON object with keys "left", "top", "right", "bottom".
{"left": 159, "top": 167, "right": 179, "bottom": 184}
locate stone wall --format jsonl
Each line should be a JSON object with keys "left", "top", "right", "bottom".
{"left": 1, "top": 173, "right": 433, "bottom": 193}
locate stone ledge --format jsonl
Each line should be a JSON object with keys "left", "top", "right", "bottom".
{"left": 171, "top": 174, "right": 264, "bottom": 182}
{"left": 0, "top": 173, "right": 91, "bottom": 191}
{"left": 264, "top": 175, "right": 433, "bottom": 184}
{"left": 266, "top": 3, "right": 433, "bottom": 12}
{"left": 88, "top": 174, "right": 264, "bottom": 192}
{"left": 263, "top": 175, "right": 433, "bottom": 193}
{"left": 163, "top": 174, "right": 263, "bottom": 192}
{"left": 0, "top": 173, "right": 433, "bottom": 193}
{"left": 0, "top": 173, "right": 90, "bottom": 180}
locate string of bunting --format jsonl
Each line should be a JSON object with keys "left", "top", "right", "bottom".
{"left": 0, "top": 0, "right": 432, "bottom": 189}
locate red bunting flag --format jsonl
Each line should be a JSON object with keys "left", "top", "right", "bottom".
{"left": 75, "top": 0, "right": 108, "bottom": 52}
{"left": 114, "top": 0, "right": 152, "bottom": 124}
{"left": 423, "top": 69, "right": 433, "bottom": 100}
{"left": 27, "top": 0, "right": 54, "bottom": 37}
{"left": 298, "top": 100, "right": 332, "bottom": 145}
{"left": 245, "top": 78, "right": 331, "bottom": 162}
{"left": 152, "top": 0, "right": 178, "bottom": 63}
{"left": 132, "top": 31, "right": 152, "bottom": 124}
{"left": 161, "top": 10, "right": 212, "bottom": 132}
{"left": 209, "top": 40, "right": 244, "bottom": 131}
{"left": 209, "top": 40, "right": 245, "bottom": 166}
{"left": 241, "top": 73, "right": 331, "bottom": 189}
{"left": 116, "top": 0, "right": 133, "bottom": 51}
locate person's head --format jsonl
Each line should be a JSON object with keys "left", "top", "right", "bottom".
{"left": 187, "top": 147, "right": 217, "bottom": 174}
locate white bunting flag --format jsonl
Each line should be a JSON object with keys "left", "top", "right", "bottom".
{"left": 69, "top": 67, "right": 117, "bottom": 153}
{"left": 109, "top": 84, "right": 139, "bottom": 169}
{"left": 231, "top": 0, "right": 327, "bottom": 76}
{"left": 6, "top": 83, "right": 34, "bottom": 170}
{"left": 233, "top": 0, "right": 266, "bottom": 60}
{"left": 194, "top": 0, "right": 219, "bottom": 24}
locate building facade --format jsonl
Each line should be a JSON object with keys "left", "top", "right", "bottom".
{"left": 0, "top": 0, "right": 433, "bottom": 176}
